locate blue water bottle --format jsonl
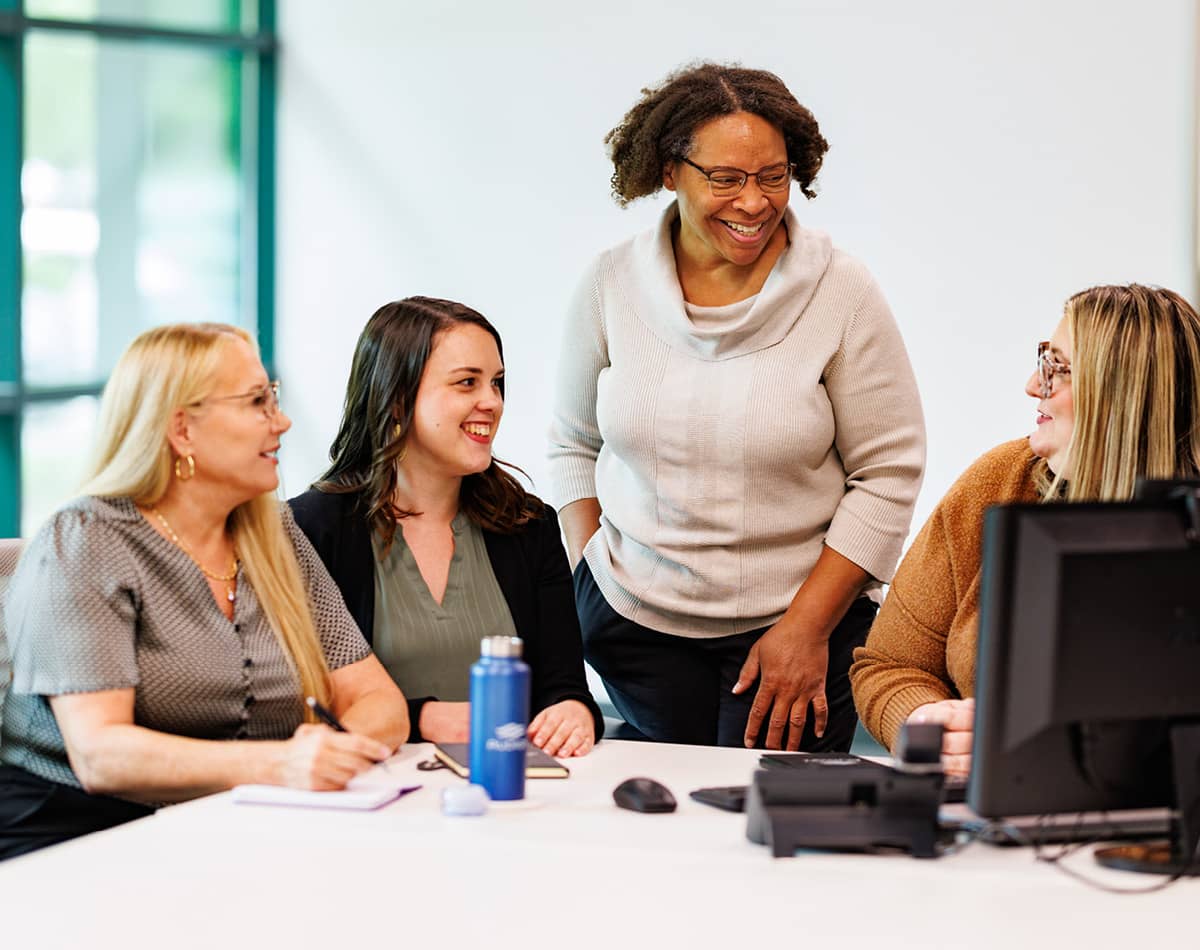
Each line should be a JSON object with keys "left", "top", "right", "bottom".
{"left": 468, "top": 635, "right": 530, "bottom": 801}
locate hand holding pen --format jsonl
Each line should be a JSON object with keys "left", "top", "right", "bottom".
{"left": 306, "top": 696, "right": 349, "bottom": 732}
{"left": 305, "top": 696, "right": 395, "bottom": 774}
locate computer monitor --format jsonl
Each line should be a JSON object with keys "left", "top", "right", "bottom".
{"left": 969, "top": 488, "right": 1200, "bottom": 874}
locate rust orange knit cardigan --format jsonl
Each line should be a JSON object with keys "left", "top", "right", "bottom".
{"left": 850, "top": 439, "right": 1040, "bottom": 751}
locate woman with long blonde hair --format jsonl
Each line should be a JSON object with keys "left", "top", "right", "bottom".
{"left": 850, "top": 284, "right": 1200, "bottom": 774}
{"left": 0, "top": 323, "right": 408, "bottom": 861}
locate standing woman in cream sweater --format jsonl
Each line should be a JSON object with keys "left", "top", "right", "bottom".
{"left": 549, "top": 63, "right": 926, "bottom": 751}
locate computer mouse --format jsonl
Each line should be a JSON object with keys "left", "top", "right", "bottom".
{"left": 613, "top": 777, "right": 677, "bottom": 813}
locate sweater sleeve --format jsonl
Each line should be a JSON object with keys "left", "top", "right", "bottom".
{"left": 849, "top": 503, "right": 962, "bottom": 751}
{"left": 822, "top": 275, "right": 926, "bottom": 583}
{"left": 850, "top": 438, "right": 1038, "bottom": 751}
{"left": 547, "top": 257, "right": 609, "bottom": 508}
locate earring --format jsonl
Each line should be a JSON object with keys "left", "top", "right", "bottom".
{"left": 393, "top": 423, "right": 402, "bottom": 438}
{"left": 174, "top": 454, "right": 195, "bottom": 481}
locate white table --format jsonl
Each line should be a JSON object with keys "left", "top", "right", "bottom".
{"left": 1, "top": 740, "right": 1193, "bottom": 948}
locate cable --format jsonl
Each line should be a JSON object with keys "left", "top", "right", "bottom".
{"left": 1025, "top": 812, "right": 1200, "bottom": 894}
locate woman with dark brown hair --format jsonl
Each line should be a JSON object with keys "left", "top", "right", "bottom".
{"left": 550, "top": 62, "right": 925, "bottom": 751}
{"left": 291, "top": 297, "right": 601, "bottom": 755}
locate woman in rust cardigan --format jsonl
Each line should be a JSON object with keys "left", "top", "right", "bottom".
{"left": 851, "top": 284, "right": 1200, "bottom": 775}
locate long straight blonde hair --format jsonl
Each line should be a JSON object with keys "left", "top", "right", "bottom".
{"left": 82, "top": 323, "right": 332, "bottom": 710}
{"left": 1034, "top": 285, "right": 1200, "bottom": 501}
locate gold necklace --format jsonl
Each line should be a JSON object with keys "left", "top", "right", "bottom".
{"left": 149, "top": 506, "right": 239, "bottom": 603}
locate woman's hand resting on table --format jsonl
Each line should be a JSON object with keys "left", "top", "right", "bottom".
{"left": 274, "top": 723, "right": 393, "bottom": 790}
{"left": 529, "top": 700, "right": 594, "bottom": 757}
{"left": 419, "top": 699, "right": 595, "bottom": 757}
{"left": 907, "top": 698, "right": 974, "bottom": 777}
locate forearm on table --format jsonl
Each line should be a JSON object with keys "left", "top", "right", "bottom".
{"left": 559, "top": 497, "right": 601, "bottom": 569}
{"left": 339, "top": 686, "right": 410, "bottom": 748}
{"left": 64, "top": 723, "right": 284, "bottom": 804}
{"left": 328, "top": 654, "right": 410, "bottom": 748}
{"left": 416, "top": 700, "right": 470, "bottom": 744}
{"left": 849, "top": 581, "right": 957, "bottom": 749}
{"left": 850, "top": 661, "right": 956, "bottom": 751}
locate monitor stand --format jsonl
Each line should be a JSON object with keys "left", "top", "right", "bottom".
{"left": 1094, "top": 722, "right": 1200, "bottom": 875}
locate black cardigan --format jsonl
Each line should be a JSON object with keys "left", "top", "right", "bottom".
{"left": 288, "top": 489, "right": 603, "bottom": 744}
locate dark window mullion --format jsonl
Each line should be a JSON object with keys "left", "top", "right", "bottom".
{"left": 0, "top": 0, "right": 22, "bottom": 536}
{"left": 0, "top": 12, "right": 275, "bottom": 53}
{"left": 255, "top": 15, "right": 275, "bottom": 373}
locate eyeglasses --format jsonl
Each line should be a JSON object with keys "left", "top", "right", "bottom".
{"left": 194, "top": 380, "right": 281, "bottom": 420}
{"left": 1036, "top": 342, "right": 1070, "bottom": 398}
{"left": 680, "top": 157, "right": 794, "bottom": 197}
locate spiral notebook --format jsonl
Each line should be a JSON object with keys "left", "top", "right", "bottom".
{"left": 434, "top": 743, "right": 570, "bottom": 779}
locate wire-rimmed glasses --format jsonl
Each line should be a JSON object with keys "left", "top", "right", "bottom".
{"left": 680, "top": 157, "right": 794, "bottom": 197}
{"left": 195, "top": 380, "right": 281, "bottom": 420}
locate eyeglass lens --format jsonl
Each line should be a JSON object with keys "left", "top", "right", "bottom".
{"left": 686, "top": 158, "right": 792, "bottom": 196}
{"left": 1037, "top": 343, "right": 1064, "bottom": 398}
{"left": 713, "top": 167, "right": 791, "bottom": 195}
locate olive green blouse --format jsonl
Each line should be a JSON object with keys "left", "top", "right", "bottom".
{"left": 371, "top": 513, "right": 517, "bottom": 702}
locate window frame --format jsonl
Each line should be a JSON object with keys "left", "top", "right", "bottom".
{"left": 0, "top": 0, "right": 277, "bottom": 536}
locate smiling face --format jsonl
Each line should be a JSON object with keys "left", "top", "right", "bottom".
{"left": 403, "top": 323, "right": 504, "bottom": 483}
{"left": 663, "top": 111, "right": 791, "bottom": 270}
{"left": 1025, "top": 316, "right": 1075, "bottom": 476}
{"left": 177, "top": 335, "right": 291, "bottom": 504}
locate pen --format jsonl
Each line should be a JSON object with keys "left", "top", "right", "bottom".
{"left": 306, "top": 696, "right": 395, "bottom": 773}
{"left": 306, "top": 696, "right": 348, "bottom": 732}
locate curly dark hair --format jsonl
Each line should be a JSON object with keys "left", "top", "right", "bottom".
{"left": 604, "top": 61, "right": 829, "bottom": 207}
{"left": 315, "top": 296, "right": 544, "bottom": 554}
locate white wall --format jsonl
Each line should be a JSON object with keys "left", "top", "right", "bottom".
{"left": 275, "top": 0, "right": 1196, "bottom": 533}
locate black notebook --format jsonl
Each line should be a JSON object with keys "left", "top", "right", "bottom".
{"left": 433, "top": 743, "right": 570, "bottom": 779}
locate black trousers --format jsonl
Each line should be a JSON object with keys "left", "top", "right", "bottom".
{"left": 575, "top": 560, "right": 876, "bottom": 750}
{"left": 0, "top": 764, "right": 153, "bottom": 862}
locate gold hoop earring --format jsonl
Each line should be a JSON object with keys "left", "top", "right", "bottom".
{"left": 174, "top": 455, "right": 195, "bottom": 481}
{"left": 393, "top": 423, "right": 402, "bottom": 438}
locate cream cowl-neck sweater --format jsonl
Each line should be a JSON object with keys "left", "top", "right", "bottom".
{"left": 549, "top": 203, "right": 926, "bottom": 638}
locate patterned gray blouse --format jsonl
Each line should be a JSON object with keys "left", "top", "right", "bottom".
{"left": 0, "top": 496, "right": 371, "bottom": 789}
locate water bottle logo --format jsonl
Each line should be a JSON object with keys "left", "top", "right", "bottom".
{"left": 485, "top": 721, "right": 527, "bottom": 752}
